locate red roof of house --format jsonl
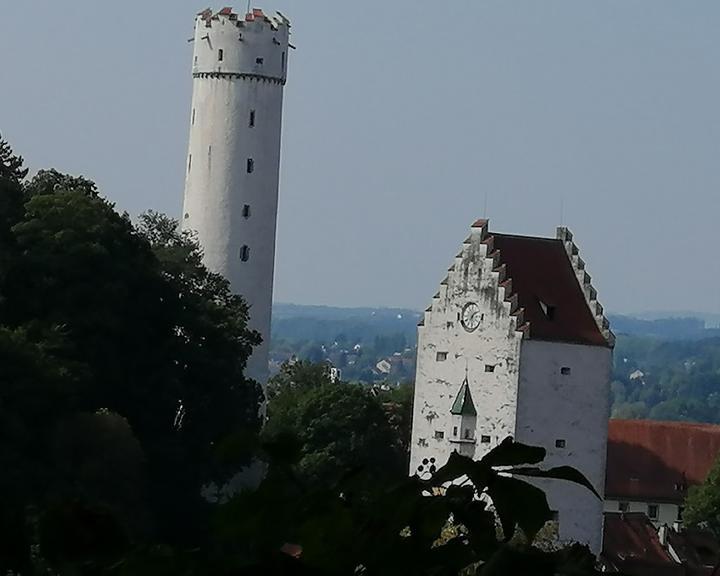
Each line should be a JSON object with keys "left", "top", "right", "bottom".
{"left": 606, "top": 419, "right": 720, "bottom": 502}
{"left": 491, "top": 234, "right": 608, "bottom": 347}
{"left": 602, "top": 513, "right": 684, "bottom": 576}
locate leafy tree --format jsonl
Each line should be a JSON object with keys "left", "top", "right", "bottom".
{"left": 0, "top": 160, "right": 263, "bottom": 570}
{"left": 210, "top": 438, "right": 602, "bottom": 576}
{"left": 264, "top": 361, "right": 404, "bottom": 487}
{"left": 685, "top": 456, "right": 720, "bottom": 537}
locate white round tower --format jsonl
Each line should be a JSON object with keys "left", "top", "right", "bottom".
{"left": 182, "top": 7, "right": 290, "bottom": 384}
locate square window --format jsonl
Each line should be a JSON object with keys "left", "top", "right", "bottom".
{"left": 480, "top": 435, "right": 491, "bottom": 444}
{"left": 246, "top": 158, "right": 254, "bottom": 173}
{"left": 485, "top": 364, "right": 495, "bottom": 373}
{"left": 256, "top": 57, "right": 264, "bottom": 65}
{"left": 434, "top": 430, "right": 444, "bottom": 440}
{"left": 619, "top": 502, "right": 629, "bottom": 512}
{"left": 555, "top": 439, "right": 566, "bottom": 449}
{"left": 436, "top": 351, "right": 448, "bottom": 362}
{"left": 560, "top": 367, "right": 571, "bottom": 376}
{"left": 648, "top": 504, "right": 658, "bottom": 519}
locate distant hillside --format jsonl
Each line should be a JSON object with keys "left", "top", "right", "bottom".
{"left": 608, "top": 314, "right": 720, "bottom": 340}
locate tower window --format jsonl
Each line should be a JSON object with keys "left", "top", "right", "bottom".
{"left": 560, "top": 367, "right": 571, "bottom": 376}
{"left": 555, "top": 439, "right": 566, "bottom": 449}
{"left": 240, "top": 245, "right": 250, "bottom": 262}
{"left": 436, "top": 352, "right": 448, "bottom": 362}
{"left": 192, "top": 108, "right": 196, "bottom": 125}
{"left": 453, "top": 426, "right": 458, "bottom": 437}
{"left": 218, "top": 49, "right": 224, "bottom": 61}
{"left": 281, "top": 51, "right": 285, "bottom": 69}
{"left": 187, "top": 154, "right": 192, "bottom": 172}
{"left": 246, "top": 158, "right": 254, "bottom": 173}
{"left": 434, "top": 430, "right": 444, "bottom": 440}
{"left": 249, "top": 109, "right": 256, "bottom": 127}
{"left": 242, "top": 204, "right": 251, "bottom": 218}
{"left": 256, "top": 57, "right": 264, "bottom": 66}
{"left": 464, "top": 429, "right": 473, "bottom": 440}
{"left": 648, "top": 504, "right": 659, "bottom": 520}
{"left": 194, "top": 55, "right": 198, "bottom": 66}
{"left": 184, "top": 213, "right": 190, "bottom": 220}
{"left": 619, "top": 502, "right": 629, "bottom": 512}
{"left": 480, "top": 435, "right": 491, "bottom": 444}
{"left": 485, "top": 364, "right": 495, "bottom": 373}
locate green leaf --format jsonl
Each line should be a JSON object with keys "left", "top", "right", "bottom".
{"left": 508, "top": 466, "right": 601, "bottom": 500}
{"left": 480, "top": 437, "right": 546, "bottom": 468}
{"left": 486, "top": 476, "right": 552, "bottom": 542}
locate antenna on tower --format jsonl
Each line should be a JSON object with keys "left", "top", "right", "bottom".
{"left": 482, "top": 191, "right": 488, "bottom": 218}
{"left": 560, "top": 195, "right": 565, "bottom": 226}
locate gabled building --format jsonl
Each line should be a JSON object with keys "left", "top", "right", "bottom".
{"left": 605, "top": 419, "right": 720, "bottom": 527}
{"left": 410, "top": 219, "right": 614, "bottom": 553}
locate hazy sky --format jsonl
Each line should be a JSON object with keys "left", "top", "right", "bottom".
{"left": 2, "top": 1, "right": 719, "bottom": 314}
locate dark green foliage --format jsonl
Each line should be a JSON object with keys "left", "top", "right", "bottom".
{"left": 0, "top": 159, "right": 262, "bottom": 572}
{"left": 264, "top": 361, "right": 404, "bottom": 487}
{"left": 685, "top": 456, "right": 720, "bottom": 537}
{"left": 209, "top": 438, "right": 602, "bottom": 576}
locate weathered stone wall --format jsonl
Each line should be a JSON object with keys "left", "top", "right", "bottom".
{"left": 410, "top": 223, "right": 524, "bottom": 476}
{"left": 515, "top": 340, "right": 612, "bottom": 554}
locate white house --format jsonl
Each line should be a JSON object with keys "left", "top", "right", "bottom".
{"left": 410, "top": 219, "right": 614, "bottom": 554}
{"left": 605, "top": 419, "right": 720, "bottom": 528}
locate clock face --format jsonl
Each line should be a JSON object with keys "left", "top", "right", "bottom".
{"left": 461, "top": 302, "right": 482, "bottom": 332}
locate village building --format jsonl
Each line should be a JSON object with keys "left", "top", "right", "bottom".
{"left": 605, "top": 419, "right": 720, "bottom": 527}
{"left": 410, "top": 219, "right": 614, "bottom": 553}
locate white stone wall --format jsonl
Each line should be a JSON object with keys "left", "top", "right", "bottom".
{"left": 410, "top": 227, "right": 524, "bottom": 476}
{"left": 604, "top": 499, "right": 682, "bottom": 528}
{"left": 515, "top": 340, "right": 612, "bottom": 554}
{"left": 182, "top": 11, "right": 290, "bottom": 383}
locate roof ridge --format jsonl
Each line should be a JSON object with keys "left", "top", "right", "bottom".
{"left": 556, "top": 227, "right": 615, "bottom": 347}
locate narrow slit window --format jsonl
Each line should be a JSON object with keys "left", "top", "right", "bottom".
{"left": 246, "top": 158, "right": 254, "bottom": 173}
{"left": 240, "top": 245, "right": 250, "bottom": 262}
{"left": 281, "top": 51, "right": 285, "bottom": 69}
{"left": 218, "top": 49, "right": 224, "bottom": 61}
{"left": 194, "top": 55, "right": 198, "bottom": 66}
{"left": 242, "top": 204, "right": 251, "bottom": 218}
{"left": 485, "top": 364, "right": 495, "bottom": 373}
{"left": 191, "top": 108, "right": 196, "bottom": 125}
{"left": 560, "top": 367, "right": 571, "bottom": 376}
{"left": 555, "top": 439, "right": 566, "bottom": 449}
{"left": 249, "top": 109, "right": 256, "bottom": 127}
{"left": 436, "top": 351, "right": 448, "bottom": 362}
{"left": 453, "top": 426, "right": 458, "bottom": 437}
{"left": 187, "top": 154, "right": 192, "bottom": 172}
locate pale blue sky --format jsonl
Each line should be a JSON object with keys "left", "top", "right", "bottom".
{"left": 2, "top": 1, "right": 719, "bottom": 314}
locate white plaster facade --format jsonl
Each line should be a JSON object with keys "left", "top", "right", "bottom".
{"left": 410, "top": 220, "right": 614, "bottom": 554}
{"left": 604, "top": 499, "right": 683, "bottom": 529}
{"left": 182, "top": 8, "right": 290, "bottom": 384}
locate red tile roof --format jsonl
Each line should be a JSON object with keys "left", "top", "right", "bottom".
{"left": 602, "top": 513, "right": 684, "bottom": 576}
{"left": 491, "top": 234, "right": 608, "bottom": 347}
{"left": 606, "top": 419, "right": 720, "bottom": 502}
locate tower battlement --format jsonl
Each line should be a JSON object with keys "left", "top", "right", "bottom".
{"left": 192, "top": 7, "right": 290, "bottom": 83}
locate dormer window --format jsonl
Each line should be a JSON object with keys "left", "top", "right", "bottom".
{"left": 539, "top": 300, "right": 556, "bottom": 320}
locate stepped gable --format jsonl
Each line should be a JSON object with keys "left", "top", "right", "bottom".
{"left": 488, "top": 231, "right": 609, "bottom": 347}
{"left": 606, "top": 419, "right": 720, "bottom": 502}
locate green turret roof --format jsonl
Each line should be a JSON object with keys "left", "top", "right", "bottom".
{"left": 451, "top": 379, "right": 477, "bottom": 416}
